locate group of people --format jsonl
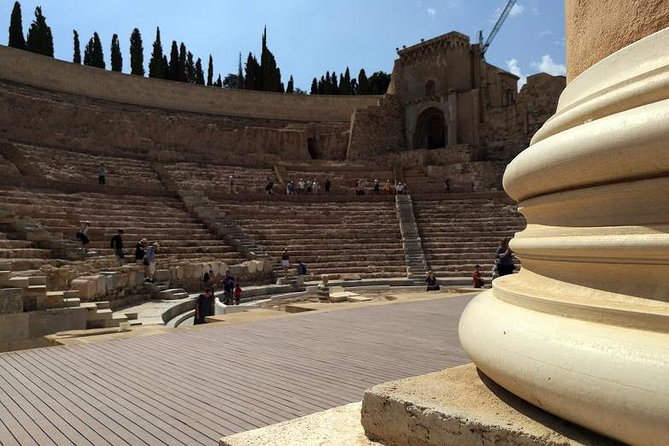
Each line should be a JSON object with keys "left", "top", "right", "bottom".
{"left": 195, "top": 269, "right": 243, "bottom": 324}
{"left": 426, "top": 238, "right": 517, "bottom": 291}
{"left": 355, "top": 179, "right": 410, "bottom": 196}
{"left": 285, "top": 177, "right": 332, "bottom": 195}
{"left": 75, "top": 222, "right": 160, "bottom": 282}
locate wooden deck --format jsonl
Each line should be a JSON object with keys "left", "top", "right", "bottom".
{"left": 0, "top": 295, "right": 473, "bottom": 446}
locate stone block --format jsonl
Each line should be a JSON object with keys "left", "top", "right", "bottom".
{"left": 70, "top": 278, "right": 97, "bottom": 300}
{"left": 0, "top": 288, "right": 23, "bottom": 314}
{"left": 154, "top": 269, "right": 170, "bottom": 282}
{"left": 28, "top": 276, "right": 47, "bottom": 286}
{"left": 0, "top": 312, "right": 30, "bottom": 343}
{"left": 23, "top": 285, "right": 46, "bottom": 311}
{"left": 25, "top": 229, "right": 51, "bottom": 242}
{"left": 0, "top": 264, "right": 11, "bottom": 272}
{"left": 0, "top": 270, "right": 10, "bottom": 287}
{"left": 229, "top": 264, "right": 245, "bottom": 277}
{"left": 45, "top": 291, "right": 66, "bottom": 309}
{"left": 29, "top": 307, "right": 87, "bottom": 338}
{"left": 246, "top": 261, "right": 257, "bottom": 274}
{"left": 7, "top": 277, "right": 30, "bottom": 288}
{"left": 63, "top": 289, "right": 79, "bottom": 299}
{"left": 175, "top": 266, "right": 184, "bottom": 280}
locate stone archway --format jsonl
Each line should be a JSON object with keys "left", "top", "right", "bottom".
{"left": 414, "top": 107, "right": 446, "bottom": 149}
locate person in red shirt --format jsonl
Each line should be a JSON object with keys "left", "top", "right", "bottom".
{"left": 472, "top": 265, "right": 485, "bottom": 288}
{"left": 234, "top": 283, "right": 242, "bottom": 305}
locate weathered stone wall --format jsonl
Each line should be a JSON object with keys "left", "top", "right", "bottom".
{"left": 0, "top": 82, "right": 351, "bottom": 163}
{"left": 0, "top": 45, "right": 379, "bottom": 122}
{"left": 346, "top": 95, "right": 405, "bottom": 160}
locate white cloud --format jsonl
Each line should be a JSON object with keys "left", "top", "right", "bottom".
{"left": 506, "top": 58, "right": 527, "bottom": 89}
{"left": 509, "top": 3, "right": 525, "bottom": 17}
{"left": 427, "top": 7, "right": 436, "bottom": 17}
{"left": 530, "top": 55, "right": 566, "bottom": 76}
{"left": 539, "top": 30, "right": 552, "bottom": 37}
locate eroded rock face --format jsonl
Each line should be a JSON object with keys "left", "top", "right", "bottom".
{"left": 0, "top": 82, "right": 351, "bottom": 163}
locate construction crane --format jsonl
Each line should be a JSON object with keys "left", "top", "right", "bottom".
{"left": 480, "top": 0, "right": 517, "bottom": 56}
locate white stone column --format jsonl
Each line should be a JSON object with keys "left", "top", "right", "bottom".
{"left": 459, "top": 28, "right": 669, "bottom": 445}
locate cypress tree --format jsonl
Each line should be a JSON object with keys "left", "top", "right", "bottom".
{"left": 72, "top": 30, "right": 81, "bottom": 64}
{"left": 244, "top": 52, "right": 259, "bottom": 90}
{"left": 358, "top": 69, "right": 370, "bottom": 94}
{"left": 214, "top": 74, "right": 222, "bottom": 87}
{"left": 236, "top": 52, "right": 244, "bottom": 89}
{"left": 178, "top": 43, "right": 187, "bottom": 82}
{"left": 331, "top": 71, "right": 339, "bottom": 94}
{"left": 25, "top": 6, "right": 54, "bottom": 57}
{"left": 310, "top": 78, "right": 318, "bottom": 95}
{"left": 186, "top": 51, "right": 195, "bottom": 83}
{"left": 161, "top": 55, "right": 169, "bottom": 78}
{"left": 8, "top": 1, "right": 26, "bottom": 49}
{"left": 286, "top": 75, "right": 294, "bottom": 93}
{"left": 111, "top": 34, "right": 122, "bottom": 72}
{"left": 318, "top": 76, "right": 325, "bottom": 95}
{"left": 341, "top": 67, "right": 352, "bottom": 95}
{"left": 195, "top": 57, "right": 205, "bottom": 85}
{"left": 206, "top": 55, "right": 213, "bottom": 86}
{"left": 168, "top": 41, "right": 179, "bottom": 81}
{"left": 129, "top": 28, "right": 144, "bottom": 76}
{"left": 83, "top": 32, "right": 105, "bottom": 69}
{"left": 350, "top": 78, "right": 358, "bottom": 95}
{"left": 149, "top": 27, "right": 165, "bottom": 78}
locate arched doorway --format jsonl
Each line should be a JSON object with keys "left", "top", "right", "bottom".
{"left": 414, "top": 108, "right": 446, "bottom": 150}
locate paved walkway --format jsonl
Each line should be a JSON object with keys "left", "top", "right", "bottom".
{"left": 0, "top": 294, "right": 473, "bottom": 446}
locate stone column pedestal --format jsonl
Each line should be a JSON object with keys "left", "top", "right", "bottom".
{"left": 459, "top": 26, "right": 669, "bottom": 446}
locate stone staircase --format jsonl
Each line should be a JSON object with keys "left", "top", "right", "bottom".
{"left": 414, "top": 197, "right": 525, "bottom": 280}
{"left": 394, "top": 195, "right": 428, "bottom": 280}
{"left": 166, "top": 162, "right": 275, "bottom": 194}
{"left": 179, "top": 190, "right": 270, "bottom": 262}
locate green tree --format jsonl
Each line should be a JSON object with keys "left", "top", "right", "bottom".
{"left": 168, "top": 41, "right": 179, "bottom": 81}
{"left": 25, "top": 6, "right": 53, "bottom": 57}
{"left": 8, "top": 1, "right": 26, "bottom": 49}
{"left": 83, "top": 32, "right": 104, "bottom": 69}
{"left": 318, "top": 76, "right": 325, "bottom": 94}
{"left": 236, "top": 52, "right": 244, "bottom": 89}
{"left": 286, "top": 75, "right": 294, "bottom": 93}
{"left": 161, "top": 55, "right": 169, "bottom": 78}
{"left": 149, "top": 27, "right": 165, "bottom": 78}
{"left": 357, "top": 69, "right": 370, "bottom": 94}
{"left": 206, "top": 55, "right": 213, "bottom": 86}
{"left": 223, "top": 73, "right": 238, "bottom": 88}
{"left": 178, "top": 43, "right": 187, "bottom": 82}
{"left": 72, "top": 30, "right": 81, "bottom": 64}
{"left": 214, "top": 74, "right": 223, "bottom": 87}
{"left": 259, "top": 27, "right": 282, "bottom": 91}
{"left": 310, "top": 78, "right": 318, "bottom": 95}
{"left": 129, "top": 28, "right": 144, "bottom": 76}
{"left": 340, "top": 67, "right": 352, "bottom": 95}
{"left": 111, "top": 34, "right": 122, "bottom": 72}
{"left": 369, "top": 71, "right": 391, "bottom": 94}
{"left": 186, "top": 51, "right": 195, "bottom": 83}
{"left": 331, "top": 71, "right": 339, "bottom": 94}
{"left": 195, "top": 57, "right": 205, "bottom": 85}
{"left": 244, "top": 52, "right": 260, "bottom": 90}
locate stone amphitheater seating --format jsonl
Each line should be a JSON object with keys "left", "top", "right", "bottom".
{"left": 284, "top": 166, "right": 394, "bottom": 194}
{"left": 0, "top": 188, "right": 245, "bottom": 268}
{"left": 14, "top": 143, "right": 163, "bottom": 190}
{"left": 216, "top": 199, "right": 407, "bottom": 279}
{"left": 0, "top": 229, "right": 54, "bottom": 271}
{"left": 413, "top": 197, "right": 526, "bottom": 279}
{"left": 165, "top": 162, "right": 275, "bottom": 193}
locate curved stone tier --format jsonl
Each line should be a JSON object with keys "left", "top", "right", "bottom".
{"left": 460, "top": 28, "right": 669, "bottom": 445}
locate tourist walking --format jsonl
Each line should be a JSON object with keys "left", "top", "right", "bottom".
{"left": 296, "top": 260, "right": 307, "bottom": 288}
{"left": 145, "top": 242, "right": 159, "bottom": 282}
{"left": 97, "top": 163, "right": 107, "bottom": 185}
{"left": 234, "top": 283, "right": 242, "bottom": 305}
{"left": 444, "top": 178, "right": 451, "bottom": 193}
{"left": 75, "top": 221, "right": 91, "bottom": 245}
{"left": 324, "top": 178, "right": 331, "bottom": 193}
{"left": 135, "top": 238, "right": 147, "bottom": 264}
{"left": 281, "top": 249, "right": 290, "bottom": 276}
{"left": 222, "top": 270, "right": 235, "bottom": 305}
{"left": 194, "top": 288, "right": 215, "bottom": 325}
{"left": 110, "top": 229, "right": 125, "bottom": 262}
{"left": 495, "top": 238, "right": 516, "bottom": 277}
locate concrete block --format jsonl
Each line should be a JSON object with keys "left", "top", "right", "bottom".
{"left": 0, "top": 288, "right": 23, "bottom": 314}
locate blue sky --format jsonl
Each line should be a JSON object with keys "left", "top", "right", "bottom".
{"left": 2, "top": 0, "right": 565, "bottom": 90}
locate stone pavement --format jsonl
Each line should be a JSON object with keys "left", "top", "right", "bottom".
{"left": 0, "top": 293, "right": 474, "bottom": 445}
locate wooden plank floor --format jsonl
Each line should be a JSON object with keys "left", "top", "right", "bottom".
{"left": 0, "top": 295, "right": 473, "bottom": 446}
